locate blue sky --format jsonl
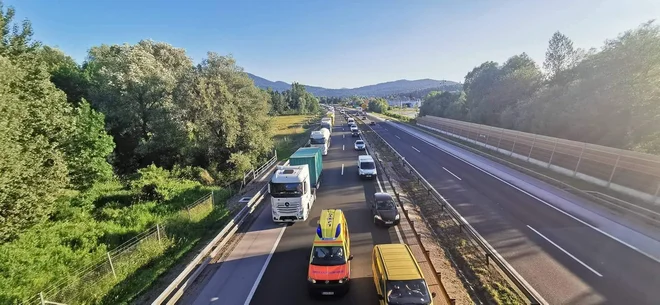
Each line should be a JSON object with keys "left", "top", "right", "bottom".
{"left": 5, "top": 0, "right": 660, "bottom": 88}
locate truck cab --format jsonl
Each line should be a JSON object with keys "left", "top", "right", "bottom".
{"left": 310, "top": 128, "right": 331, "bottom": 155}
{"left": 308, "top": 209, "right": 353, "bottom": 297}
{"left": 269, "top": 165, "right": 314, "bottom": 222}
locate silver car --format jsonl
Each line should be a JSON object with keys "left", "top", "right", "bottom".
{"left": 354, "top": 140, "right": 366, "bottom": 150}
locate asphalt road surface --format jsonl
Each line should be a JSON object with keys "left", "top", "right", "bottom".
{"left": 189, "top": 114, "right": 403, "bottom": 305}
{"left": 364, "top": 114, "right": 660, "bottom": 305}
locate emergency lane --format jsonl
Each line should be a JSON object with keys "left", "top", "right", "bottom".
{"left": 364, "top": 116, "right": 660, "bottom": 305}
{"left": 247, "top": 115, "right": 401, "bottom": 305}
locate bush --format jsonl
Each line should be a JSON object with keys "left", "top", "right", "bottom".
{"left": 130, "top": 164, "right": 177, "bottom": 202}
{"left": 172, "top": 165, "right": 215, "bottom": 185}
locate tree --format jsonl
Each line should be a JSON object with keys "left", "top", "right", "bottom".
{"left": 0, "top": 1, "right": 40, "bottom": 58}
{"left": 368, "top": 98, "right": 389, "bottom": 113}
{"left": 85, "top": 41, "right": 192, "bottom": 173}
{"left": 543, "top": 31, "right": 579, "bottom": 80}
{"left": 39, "top": 46, "right": 89, "bottom": 106}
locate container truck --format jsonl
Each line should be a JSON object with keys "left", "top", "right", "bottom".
{"left": 309, "top": 128, "right": 331, "bottom": 155}
{"left": 269, "top": 147, "right": 323, "bottom": 222}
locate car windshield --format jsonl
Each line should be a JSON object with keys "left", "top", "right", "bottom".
{"left": 355, "top": 141, "right": 364, "bottom": 145}
{"left": 310, "top": 138, "right": 326, "bottom": 144}
{"left": 360, "top": 161, "right": 375, "bottom": 169}
{"left": 310, "top": 246, "right": 346, "bottom": 266}
{"left": 376, "top": 199, "right": 396, "bottom": 210}
{"left": 269, "top": 182, "right": 303, "bottom": 197}
{"left": 386, "top": 279, "right": 432, "bottom": 305}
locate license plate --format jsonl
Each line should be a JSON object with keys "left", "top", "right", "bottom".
{"left": 322, "top": 291, "right": 335, "bottom": 295}
{"left": 366, "top": 175, "right": 372, "bottom": 177}
{"left": 385, "top": 221, "right": 393, "bottom": 224}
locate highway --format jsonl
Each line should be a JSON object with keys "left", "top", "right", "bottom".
{"left": 363, "top": 114, "right": 660, "bottom": 305}
{"left": 187, "top": 114, "right": 404, "bottom": 305}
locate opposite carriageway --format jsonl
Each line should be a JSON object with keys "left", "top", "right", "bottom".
{"left": 185, "top": 114, "right": 410, "bottom": 305}
{"left": 365, "top": 114, "right": 660, "bottom": 305}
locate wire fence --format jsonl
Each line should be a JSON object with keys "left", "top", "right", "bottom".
{"left": 417, "top": 116, "right": 660, "bottom": 204}
{"left": 23, "top": 155, "right": 277, "bottom": 305}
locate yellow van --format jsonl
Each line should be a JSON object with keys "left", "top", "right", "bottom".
{"left": 372, "top": 244, "right": 437, "bottom": 305}
{"left": 307, "top": 209, "right": 353, "bottom": 296}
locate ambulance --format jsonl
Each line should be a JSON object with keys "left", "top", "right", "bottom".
{"left": 307, "top": 209, "right": 353, "bottom": 297}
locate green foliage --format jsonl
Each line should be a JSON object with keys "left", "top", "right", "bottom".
{"left": 368, "top": 98, "right": 389, "bottom": 113}
{"left": 267, "top": 82, "right": 321, "bottom": 115}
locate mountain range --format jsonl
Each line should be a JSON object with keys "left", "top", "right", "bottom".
{"left": 247, "top": 73, "right": 462, "bottom": 97}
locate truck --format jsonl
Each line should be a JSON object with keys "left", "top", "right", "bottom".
{"left": 321, "top": 117, "right": 333, "bottom": 131}
{"left": 309, "top": 128, "right": 331, "bottom": 155}
{"left": 269, "top": 147, "right": 323, "bottom": 222}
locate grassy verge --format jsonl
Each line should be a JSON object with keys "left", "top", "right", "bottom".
{"left": 403, "top": 121, "right": 659, "bottom": 224}
{"left": 0, "top": 166, "right": 232, "bottom": 305}
{"left": 361, "top": 126, "right": 524, "bottom": 305}
{"left": 272, "top": 114, "right": 320, "bottom": 159}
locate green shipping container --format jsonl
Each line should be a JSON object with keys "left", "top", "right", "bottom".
{"left": 289, "top": 147, "right": 323, "bottom": 188}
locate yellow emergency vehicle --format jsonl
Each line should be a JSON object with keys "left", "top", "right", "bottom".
{"left": 307, "top": 209, "right": 353, "bottom": 296}
{"left": 372, "top": 244, "right": 437, "bottom": 305}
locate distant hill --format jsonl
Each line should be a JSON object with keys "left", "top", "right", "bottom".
{"left": 246, "top": 73, "right": 462, "bottom": 97}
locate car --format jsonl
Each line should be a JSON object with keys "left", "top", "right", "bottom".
{"left": 354, "top": 140, "right": 366, "bottom": 150}
{"left": 369, "top": 121, "right": 376, "bottom": 126}
{"left": 358, "top": 155, "right": 377, "bottom": 179}
{"left": 370, "top": 192, "right": 400, "bottom": 226}
{"left": 351, "top": 126, "right": 360, "bottom": 137}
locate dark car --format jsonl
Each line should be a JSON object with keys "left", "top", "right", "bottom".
{"left": 369, "top": 121, "right": 376, "bottom": 126}
{"left": 371, "top": 193, "right": 400, "bottom": 226}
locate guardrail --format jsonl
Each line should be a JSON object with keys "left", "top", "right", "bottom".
{"left": 241, "top": 153, "right": 278, "bottom": 189}
{"left": 358, "top": 116, "right": 546, "bottom": 305}
{"left": 417, "top": 116, "right": 660, "bottom": 204}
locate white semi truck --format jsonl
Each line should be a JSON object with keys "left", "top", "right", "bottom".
{"left": 309, "top": 128, "right": 331, "bottom": 155}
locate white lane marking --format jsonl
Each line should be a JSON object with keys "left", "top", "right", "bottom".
{"left": 395, "top": 135, "right": 401, "bottom": 139}
{"left": 243, "top": 225, "right": 287, "bottom": 305}
{"left": 411, "top": 146, "right": 421, "bottom": 153}
{"left": 343, "top": 134, "right": 345, "bottom": 138}
{"left": 390, "top": 123, "right": 660, "bottom": 264}
{"left": 376, "top": 170, "right": 404, "bottom": 244}
{"left": 442, "top": 167, "right": 462, "bottom": 181}
{"left": 342, "top": 145, "right": 345, "bottom": 151}
{"left": 527, "top": 225, "right": 603, "bottom": 277}
{"left": 341, "top": 164, "right": 344, "bottom": 175}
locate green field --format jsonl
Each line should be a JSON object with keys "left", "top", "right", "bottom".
{"left": 272, "top": 114, "right": 318, "bottom": 159}
{"left": 388, "top": 107, "right": 419, "bottom": 118}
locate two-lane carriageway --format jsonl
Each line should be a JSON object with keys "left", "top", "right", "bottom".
{"left": 364, "top": 115, "right": 660, "bottom": 305}
{"left": 189, "top": 114, "right": 404, "bottom": 305}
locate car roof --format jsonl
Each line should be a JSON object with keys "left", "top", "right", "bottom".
{"left": 358, "top": 155, "right": 374, "bottom": 161}
{"left": 374, "top": 192, "right": 393, "bottom": 200}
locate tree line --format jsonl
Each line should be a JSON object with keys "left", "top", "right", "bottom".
{"left": 267, "top": 82, "right": 320, "bottom": 115}
{"left": 420, "top": 21, "right": 660, "bottom": 154}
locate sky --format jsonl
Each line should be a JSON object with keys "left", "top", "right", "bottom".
{"left": 4, "top": 0, "right": 660, "bottom": 88}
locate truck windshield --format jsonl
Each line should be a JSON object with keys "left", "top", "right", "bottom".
{"left": 270, "top": 182, "right": 303, "bottom": 197}
{"left": 386, "top": 279, "right": 431, "bottom": 305}
{"left": 360, "top": 162, "right": 375, "bottom": 169}
{"left": 311, "top": 246, "right": 346, "bottom": 266}
{"left": 310, "top": 138, "right": 326, "bottom": 144}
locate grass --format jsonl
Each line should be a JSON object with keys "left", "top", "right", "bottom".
{"left": 387, "top": 107, "right": 419, "bottom": 118}
{"left": 0, "top": 166, "right": 232, "bottom": 305}
{"left": 272, "top": 114, "right": 320, "bottom": 159}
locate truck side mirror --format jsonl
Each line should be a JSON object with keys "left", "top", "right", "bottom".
{"left": 432, "top": 292, "right": 437, "bottom": 298}
{"left": 348, "top": 255, "right": 354, "bottom": 260}
{"left": 377, "top": 294, "right": 384, "bottom": 300}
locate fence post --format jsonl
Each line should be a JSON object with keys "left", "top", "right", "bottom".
{"left": 39, "top": 292, "right": 45, "bottom": 305}
{"left": 107, "top": 252, "right": 117, "bottom": 279}
{"left": 573, "top": 143, "right": 587, "bottom": 177}
{"left": 547, "top": 138, "right": 559, "bottom": 168}
{"left": 510, "top": 133, "right": 519, "bottom": 156}
{"left": 527, "top": 134, "right": 537, "bottom": 162}
{"left": 607, "top": 151, "right": 622, "bottom": 188}
{"left": 496, "top": 128, "right": 504, "bottom": 150}
{"left": 474, "top": 125, "right": 481, "bottom": 144}
{"left": 156, "top": 224, "right": 161, "bottom": 244}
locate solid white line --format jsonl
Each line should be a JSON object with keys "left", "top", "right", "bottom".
{"left": 411, "top": 146, "right": 420, "bottom": 153}
{"left": 342, "top": 145, "right": 345, "bottom": 151}
{"left": 341, "top": 164, "right": 344, "bottom": 175}
{"left": 393, "top": 124, "right": 660, "bottom": 264}
{"left": 395, "top": 135, "right": 401, "bottom": 139}
{"left": 527, "top": 225, "right": 603, "bottom": 277}
{"left": 243, "top": 225, "right": 287, "bottom": 305}
{"left": 442, "top": 167, "right": 462, "bottom": 181}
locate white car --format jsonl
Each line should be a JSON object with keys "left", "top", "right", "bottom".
{"left": 354, "top": 140, "right": 366, "bottom": 150}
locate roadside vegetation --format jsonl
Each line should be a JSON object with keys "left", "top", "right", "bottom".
{"left": 0, "top": 2, "right": 320, "bottom": 304}
{"left": 419, "top": 21, "right": 660, "bottom": 155}
{"left": 272, "top": 115, "right": 320, "bottom": 160}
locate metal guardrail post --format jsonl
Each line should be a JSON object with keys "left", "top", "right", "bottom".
{"left": 574, "top": 143, "right": 587, "bottom": 177}
{"left": 496, "top": 128, "right": 504, "bottom": 150}
{"left": 527, "top": 134, "right": 537, "bottom": 162}
{"left": 607, "top": 151, "right": 622, "bottom": 187}
{"left": 510, "top": 133, "right": 519, "bottom": 156}
{"left": 547, "top": 138, "right": 559, "bottom": 168}
{"left": 156, "top": 224, "right": 161, "bottom": 244}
